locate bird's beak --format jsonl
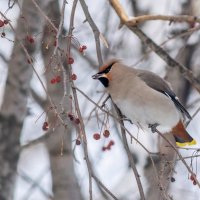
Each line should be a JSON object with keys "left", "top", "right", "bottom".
{"left": 92, "top": 73, "right": 103, "bottom": 79}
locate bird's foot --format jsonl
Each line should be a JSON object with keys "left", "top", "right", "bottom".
{"left": 148, "top": 123, "right": 159, "bottom": 133}
{"left": 122, "top": 116, "right": 133, "bottom": 124}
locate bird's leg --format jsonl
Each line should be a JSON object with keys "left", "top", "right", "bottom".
{"left": 148, "top": 123, "right": 159, "bottom": 133}
{"left": 122, "top": 116, "right": 133, "bottom": 124}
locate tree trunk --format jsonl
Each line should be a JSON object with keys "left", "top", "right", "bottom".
{"left": 41, "top": 1, "right": 84, "bottom": 199}
{"left": 0, "top": 0, "right": 51, "bottom": 199}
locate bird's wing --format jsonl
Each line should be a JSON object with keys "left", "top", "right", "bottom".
{"left": 135, "top": 69, "right": 191, "bottom": 119}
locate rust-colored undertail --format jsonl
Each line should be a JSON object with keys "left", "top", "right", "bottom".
{"left": 172, "top": 121, "right": 196, "bottom": 147}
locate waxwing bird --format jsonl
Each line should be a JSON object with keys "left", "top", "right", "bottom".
{"left": 92, "top": 59, "right": 196, "bottom": 147}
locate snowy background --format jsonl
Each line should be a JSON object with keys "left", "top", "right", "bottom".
{"left": 1, "top": 0, "right": 200, "bottom": 199}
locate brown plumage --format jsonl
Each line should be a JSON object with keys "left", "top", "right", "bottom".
{"left": 92, "top": 59, "right": 196, "bottom": 146}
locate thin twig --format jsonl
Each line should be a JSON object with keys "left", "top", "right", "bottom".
{"left": 20, "top": 130, "right": 54, "bottom": 150}
{"left": 127, "top": 15, "right": 200, "bottom": 26}
{"left": 79, "top": 0, "right": 103, "bottom": 65}
{"left": 92, "top": 174, "right": 119, "bottom": 200}
{"left": 31, "top": 0, "right": 58, "bottom": 31}
{"left": 176, "top": 154, "right": 200, "bottom": 161}
{"left": 186, "top": 106, "right": 200, "bottom": 127}
{"left": 53, "top": 0, "right": 67, "bottom": 55}
{"left": 133, "top": 25, "right": 200, "bottom": 67}
{"left": 113, "top": 103, "right": 145, "bottom": 200}
{"left": 18, "top": 168, "right": 52, "bottom": 199}
{"left": 66, "top": 0, "right": 94, "bottom": 199}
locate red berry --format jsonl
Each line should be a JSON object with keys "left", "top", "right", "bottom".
{"left": 74, "top": 118, "right": 80, "bottom": 124}
{"left": 42, "top": 121, "right": 49, "bottom": 131}
{"left": 102, "top": 147, "right": 107, "bottom": 151}
{"left": 103, "top": 130, "right": 110, "bottom": 138}
{"left": 76, "top": 139, "right": 81, "bottom": 145}
{"left": 3, "top": 19, "right": 9, "bottom": 25}
{"left": 26, "top": 35, "right": 34, "bottom": 43}
{"left": 68, "top": 113, "right": 74, "bottom": 121}
{"left": 55, "top": 75, "right": 61, "bottom": 83}
{"left": 50, "top": 78, "right": 56, "bottom": 84}
{"left": 93, "top": 133, "right": 101, "bottom": 140}
{"left": 71, "top": 74, "right": 77, "bottom": 80}
{"left": 193, "top": 181, "right": 197, "bottom": 185}
{"left": 82, "top": 45, "right": 87, "bottom": 50}
{"left": 68, "top": 57, "right": 74, "bottom": 64}
{"left": 79, "top": 47, "right": 84, "bottom": 53}
{"left": 190, "top": 174, "right": 196, "bottom": 181}
{"left": 0, "top": 20, "right": 4, "bottom": 27}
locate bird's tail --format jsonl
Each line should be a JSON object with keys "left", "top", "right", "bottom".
{"left": 172, "top": 121, "right": 196, "bottom": 147}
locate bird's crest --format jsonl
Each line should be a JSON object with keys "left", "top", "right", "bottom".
{"left": 99, "top": 58, "right": 121, "bottom": 73}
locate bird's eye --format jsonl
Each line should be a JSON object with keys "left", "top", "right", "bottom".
{"left": 104, "top": 66, "right": 112, "bottom": 74}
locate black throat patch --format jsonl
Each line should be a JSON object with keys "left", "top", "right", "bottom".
{"left": 99, "top": 77, "right": 109, "bottom": 87}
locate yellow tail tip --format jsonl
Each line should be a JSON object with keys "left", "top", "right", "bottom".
{"left": 188, "top": 139, "right": 197, "bottom": 146}
{"left": 176, "top": 139, "right": 197, "bottom": 147}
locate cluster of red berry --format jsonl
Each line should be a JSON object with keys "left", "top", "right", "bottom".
{"left": 78, "top": 45, "right": 87, "bottom": 53}
{"left": 102, "top": 140, "right": 115, "bottom": 151}
{"left": 42, "top": 121, "right": 49, "bottom": 131}
{"left": 68, "top": 113, "right": 80, "bottom": 124}
{"left": 50, "top": 75, "right": 61, "bottom": 84}
{"left": 93, "top": 130, "right": 115, "bottom": 151}
{"left": 0, "top": 19, "right": 9, "bottom": 28}
{"left": 93, "top": 130, "right": 110, "bottom": 140}
{"left": 190, "top": 174, "right": 197, "bottom": 185}
{"left": 68, "top": 113, "right": 82, "bottom": 146}
{"left": 66, "top": 44, "right": 87, "bottom": 65}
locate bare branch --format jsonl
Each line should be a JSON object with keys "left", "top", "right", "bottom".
{"left": 53, "top": 0, "right": 67, "bottom": 55}
{"left": 133, "top": 25, "right": 200, "bottom": 66}
{"left": 108, "top": 0, "right": 200, "bottom": 93}
{"left": 127, "top": 15, "right": 200, "bottom": 26}
{"left": 31, "top": 0, "right": 58, "bottom": 31}
{"left": 79, "top": 0, "right": 103, "bottom": 65}
{"left": 113, "top": 103, "right": 145, "bottom": 200}
{"left": 18, "top": 168, "right": 52, "bottom": 199}
{"left": 30, "top": 88, "right": 47, "bottom": 108}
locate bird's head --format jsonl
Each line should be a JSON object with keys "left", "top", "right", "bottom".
{"left": 92, "top": 59, "right": 120, "bottom": 87}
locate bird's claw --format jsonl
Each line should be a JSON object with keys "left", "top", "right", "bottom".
{"left": 123, "top": 117, "right": 133, "bottom": 124}
{"left": 148, "top": 123, "right": 159, "bottom": 133}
